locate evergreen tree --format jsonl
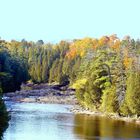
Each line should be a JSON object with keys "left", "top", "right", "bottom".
{"left": 42, "top": 55, "right": 49, "bottom": 82}
{"left": 121, "top": 71, "right": 140, "bottom": 116}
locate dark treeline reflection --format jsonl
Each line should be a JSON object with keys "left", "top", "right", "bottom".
{"left": 73, "top": 114, "right": 140, "bottom": 140}
{"left": 0, "top": 99, "right": 9, "bottom": 140}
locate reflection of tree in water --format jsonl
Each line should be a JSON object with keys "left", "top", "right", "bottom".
{"left": 73, "top": 114, "right": 101, "bottom": 140}
{"left": 73, "top": 114, "right": 140, "bottom": 140}
{"left": 0, "top": 99, "right": 9, "bottom": 140}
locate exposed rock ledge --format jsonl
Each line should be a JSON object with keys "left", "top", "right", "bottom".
{"left": 3, "top": 84, "right": 77, "bottom": 105}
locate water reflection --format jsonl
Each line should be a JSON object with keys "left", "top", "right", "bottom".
{"left": 0, "top": 99, "right": 9, "bottom": 140}
{"left": 3, "top": 102, "right": 140, "bottom": 140}
{"left": 74, "top": 114, "right": 140, "bottom": 140}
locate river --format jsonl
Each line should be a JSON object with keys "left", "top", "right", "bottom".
{"left": 3, "top": 102, "right": 140, "bottom": 140}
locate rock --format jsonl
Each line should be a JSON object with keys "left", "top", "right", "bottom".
{"left": 4, "top": 84, "right": 77, "bottom": 105}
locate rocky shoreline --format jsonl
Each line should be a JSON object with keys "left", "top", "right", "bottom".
{"left": 3, "top": 84, "right": 77, "bottom": 105}
{"left": 70, "top": 105, "right": 140, "bottom": 125}
{"left": 3, "top": 83, "right": 140, "bottom": 125}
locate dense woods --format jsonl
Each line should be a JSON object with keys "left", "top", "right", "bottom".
{"left": 0, "top": 35, "right": 140, "bottom": 117}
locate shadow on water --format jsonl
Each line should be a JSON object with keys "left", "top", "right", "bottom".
{"left": 0, "top": 99, "right": 9, "bottom": 140}
{"left": 73, "top": 114, "right": 140, "bottom": 140}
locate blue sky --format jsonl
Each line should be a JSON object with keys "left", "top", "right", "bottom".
{"left": 0, "top": 0, "right": 140, "bottom": 42}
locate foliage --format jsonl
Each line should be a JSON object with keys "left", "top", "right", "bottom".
{"left": 120, "top": 70, "right": 140, "bottom": 116}
{"left": 0, "top": 35, "right": 140, "bottom": 117}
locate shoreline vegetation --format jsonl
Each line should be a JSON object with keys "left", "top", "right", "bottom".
{"left": 4, "top": 83, "right": 140, "bottom": 125}
{"left": 1, "top": 35, "right": 140, "bottom": 127}
{"left": 71, "top": 105, "right": 140, "bottom": 125}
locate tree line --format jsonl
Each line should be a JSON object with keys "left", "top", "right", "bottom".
{"left": 0, "top": 35, "right": 140, "bottom": 117}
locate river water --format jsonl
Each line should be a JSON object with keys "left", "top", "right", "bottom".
{"left": 3, "top": 102, "right": 140, "bottom": 140}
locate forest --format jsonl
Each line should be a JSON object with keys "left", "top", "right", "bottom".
{"left": 0, "top": 34, "right": 140, "bottom": 117}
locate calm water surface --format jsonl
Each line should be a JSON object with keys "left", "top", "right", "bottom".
{"left": 3, "top": 102, "right": 140, "bottom": 140}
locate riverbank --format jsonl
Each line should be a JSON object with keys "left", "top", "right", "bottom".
{"left": 70, "top": 105, "right": 140, "bottom": 125}
{"left": 3, "top": 84, "right": 77, "bottom": 105}
{"left": 3, "top": 83, "right": 140, "bottom": 125}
